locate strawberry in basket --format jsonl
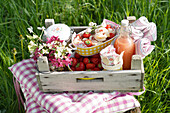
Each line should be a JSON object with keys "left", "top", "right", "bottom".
{"left": 82, "top": 32, "right": 91, "bottom": 38}
{"left": 84, "top": 39, "right": 93, "bottom": 47}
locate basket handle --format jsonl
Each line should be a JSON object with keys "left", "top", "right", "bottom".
{"left": 69, "top": 43, "right": 77, "bottom": 50}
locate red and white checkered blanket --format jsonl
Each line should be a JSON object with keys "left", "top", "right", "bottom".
{"left": 9, "top": 59, "right": 144, "bottom": 113}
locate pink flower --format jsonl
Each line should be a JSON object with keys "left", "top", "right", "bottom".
{"left": 46, "top": 38, "right": 52, "bottom": 44}
{"left": 46, "top": 36, "right": 58, "bottom": 43}
{"left": 57, "top": 58, "right": 61, "bottom": 62}
{"left": 59, "top": 40, "right": 64, "bottom": 43}
{"left": 63, "top": 59, "right": 72, "bottom": 66}
{"left": 59, "top": 62, "right": 63, "bottom": 67}
{"left": 50, "top": 59, "right": 58, "bottom": 67}
{"left": 33, "top": 47, "right": 41, "bottom": 60}
{"left": 67, "top": 53, "right": 71, "bottom": 57}
{"left": 46, "top": 36, "right": 64, "bottom": 44}
{"left": 54, "top": 62, "right": 59, "bottom": 68}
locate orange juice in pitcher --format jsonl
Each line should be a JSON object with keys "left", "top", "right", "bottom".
{"left": 114, "top": 19, "right": 135, "bottom": 70}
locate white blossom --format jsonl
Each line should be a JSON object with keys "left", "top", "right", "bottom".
{"left": 51, "top": 41, "right": 55, "bottom": 45}
{"left": 28, "top": 45, "right": 34, "bottom": 53}
{"left": 33, "top": 34, "right": 39, "bottom": 39}
{"left": 63, "top": 41, "right": 67, "bottom": 46}
{"left": 37, "top": 26, "right": 46, "bottom": 31}
{"left": 47, "top": 43, "right": 53, "bottom": 49}
{"left": 39, "top": 54, "right": 43, "bottom": 57}
{"left": 89, "top": 22, "right": 97, "bottom": 27}
{"left": 43, "top": 43, "right": 47, "bottom": 47}
{"left": 29, "top": 54, "right": 34, "bottom": 57}
{"left": 67, "top": 47, "right": 72, "bottom": 53}
{"left": 37, "top": 26, "right": 47, "bottom": 36}
{"left": 26, "top": 34, "right": 39, "bottom": 39}
{"left": 55, "top": 52, "right": 61, "bottom": 58}
{"left": 28, "top": 41, "right": 37, "bottom": 53}
{"left": 42, "top": 49, "right": 49, "bottom": 54}
{"left": 27, "top": 26, "right": 33, "bottom": 33}
{"left": 29, "top": 40, "right": 36, "bottom": 46}
{"left": 50, "top": 65, "right": 55, "bottom": 71}
{"left": 26, "top": 35, "right": 33, "bottom": 39}
{"left": 38, "top": 44, "right": 43, "bottom": 51}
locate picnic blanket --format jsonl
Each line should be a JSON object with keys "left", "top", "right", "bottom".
{"left": 9, "top": 59, "right": 144, "bottom": 113}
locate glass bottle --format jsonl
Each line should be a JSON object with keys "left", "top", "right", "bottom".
{"left": 114, "top": 19, "right": 135, "bottom": 70}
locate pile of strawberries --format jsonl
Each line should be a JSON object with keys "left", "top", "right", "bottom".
{"left": 70, "top": 52, "right": 103, "bottom": 71}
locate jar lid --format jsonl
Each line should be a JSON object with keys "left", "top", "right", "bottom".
{"left": 121, "top": 19, "right": 129, "bottom": 26}
{"left": 46, "top": 24, "right": 71, "bottom": 41}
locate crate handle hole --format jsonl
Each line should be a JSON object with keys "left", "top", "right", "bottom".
{"left": 76, "top": 78, "right": 104, "bottom": 83}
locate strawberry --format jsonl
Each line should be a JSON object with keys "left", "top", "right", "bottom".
{"left": 76, "top": 62, "right": 85, "bottom": 71}
{"left": 83, "top": 58, "right": 90, "bottom": 64}
{"left": 108, "top": 33, "right": 115, "bottom": 39}
{"left": 70, "top": 67, "right": 76, "bottom": 71}
{"left": 75, "top": 52, "right": 81, "bottom": 59}
{"left": 92, "top": 53, "right": 100, "bottom": 58}
{"left": 105, "top": 24, "right": 111, "bottom": 29}
{"left": 71, "top": 58, "right": 78, "bottom": 67}
{"left": 93, "top": 67, "right": 101, "bottom": 71}
{"left": 82, "top": 32, "right": 91, "bottom": 38}
{"left": 84, "top": 39, "right": 93, "bottom": 47}
{"left": 86, "top": 63, "right": 95, "bottom": 69}
{"left": 79, "top": 57, "right": 84, "bottom": 62}
{"left": 90, "top": 57, "right": 100, "bottom": 65}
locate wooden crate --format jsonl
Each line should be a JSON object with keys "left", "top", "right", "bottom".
{"left": 36, "top": 53, "right": 144, "bottom": 93}
{"left": 35, "top": 19, "right": 144, "bottom": 93}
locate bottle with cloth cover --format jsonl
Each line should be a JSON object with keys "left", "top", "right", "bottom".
{"left": 114, "top": 19, "right": 135, "bottom": 70}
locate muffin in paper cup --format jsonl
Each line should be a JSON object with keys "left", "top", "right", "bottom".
{"left": 101, "top": 60, "right": 123, "bottom": 70}
{"left": 100, "top": 45, "right": 124, "bottom": 70}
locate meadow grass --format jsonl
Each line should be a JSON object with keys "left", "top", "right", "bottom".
{"left": 0, "top": 0, "right": 169, "bottom": 112}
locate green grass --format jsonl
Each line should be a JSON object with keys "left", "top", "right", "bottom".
{"left": 0, "top": 0, "right": 169, "bottom": 112}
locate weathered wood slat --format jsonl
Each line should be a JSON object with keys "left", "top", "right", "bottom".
{"left": 41, "top": 82, "right": 141, "bottom": 90}
{"left": 39, "top": 71, "right": 141, "bottom": 82}
{"left": 45, "top": 19, "right": 55, "bottom": 28}
{"left": 42, "top": 82, "right": 141, "bottom": 92}
{"left": 131, "top": 55, "right": 144, "bottom": 90}
{"left": 40, "top": 74, "right": 141, "bottom": 83}
{"left": 70, "top": 26, "right": 90, "bottom": 33}
{"left": 37, "top": 56, "right": 50, "bottom": 72}
{"left": 36, "top": 69, "right": 143, "bottom": 92}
